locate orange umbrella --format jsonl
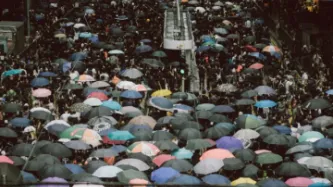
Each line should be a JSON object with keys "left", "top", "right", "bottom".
{"left": 200, "top": 148, "right": 235, "bottom": 161}
{"left": 111, "top": 75, "right": 121, "bottom": 85}
{"left": 249, "top": 63, "right": 264, "bottom": 70}
{"left": 153, "top": 154, "right": 176, "bottom": 167}
{"left": 104, "top": 156, "right": 116, "bottom": 165}
{"left": 129, "top": 178, "right": 149, "bottom": 187}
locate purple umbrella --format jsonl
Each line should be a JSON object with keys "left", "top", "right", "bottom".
{"left": 216, "top": 136, "right": 244, "bottom": 151}
{"left": 38, "top": 177, "right": 69, "bottom": 187}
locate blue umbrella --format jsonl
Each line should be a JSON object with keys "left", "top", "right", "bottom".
{"left": 21, "top": 171, "right": 37, "bottom": 182}
{"left": 173, "top": 104, "right": 194, "bottom": 112}
{"left": 70, "top": 52, "right": 87, "bottom": 61}
{"left": 201, "top": 35, "right": 214, "bottom": 43}
{"left": 273, "top": 125, "right": 291, "bottom": 135}
{"left": 248, "top": 52, "right": 266, "bottom": 60}
{"left": 110, "top": 145, "right": 128, "bottom": 153}
{"left": 39, "top": 72, "right": 57, "bottom": 77}
{"left": 102, "top": 101, "right": 122, "bottom": 110}
{"left": 211, "top": 105, "right": 235, "bottom": 113}
{"left": 88, "top": 35, "right": 99, "bottom": 43}
{"left": 259, "top": 178, "right": 287, "bottom": 187}
{"left": 215, "top": 122, "right": 236, "bottom": 132}
{"left": 326, "top": 89, "right": 333, "bottom": 95}
{"left": 108, "top": 131, "right": 135, "bottom": 141}
{"left": 149, "top": 97, "right": 173, "bottom": 111}
{"left": 30, "top": 77, "right": 49, "bottom": 87}
{"left": 309, "top": 183, "right": 331, "bottom": 187}
{"left": 255, "top": 100, "right": 277, "bottom": 108}
{"left": 216, "top": 136, "right": 244, "bottom": 151}
{"left": 62, "top": 62, "right": 72, "bottom": 72}
{"left": 314, "top": 138, "right": 333, "bottom": 149}
{"left": 64, "top": 164, "right": 85, "bottom": 174}
{"left": 120, "top": 90, "right": 143, "bottom": 99}
{"left": 1, "top": 69, "right": 24, "bottom": 78}
{"left": 254, "top": 18, "right": 264, "bottom": 25}
{"left": 196, "top": 45, "right": 210, "bottom": 53}
{"left": 85, "top": 8, "right": 95, "bottom": 15}
{"left": 169, "top": 174, "right": 202, "bottom": 184}
{"left": 151, "top": 167, "right": 180, "bottom": 184}
{"left": 172, "top": 148, "right": 193, "bottom": 159}
{"left": 135, "top": 45, "right": 153, "bottom": 54}
{"left": 202, "top": 174, "right": 230, "bottom": 185}
{"left": 9, "top": 118, "right": 31, "bottom": 128}
{"left": 96, "top": 19, "right": 103, "bottom": 23}
{"left": 46, "top": 124, "right": 70, "bottom": 136}
{"left": 79, "top": 32, "right": 92, "bottom": 38}
{"left": 98, "top": 128, "right": 117, "bottom": 136}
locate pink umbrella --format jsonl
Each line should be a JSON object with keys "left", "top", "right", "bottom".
{"left": 0, "top": 156, "right": 14, "bottom": 164}
{"left": 153, "top": 154, "right": 176, "bottom": 167}
{"left": 129, "top": 178, "right": 149, "bottom": 187}
{"left": 285, "top": 177, "right": 313, "bottom": 187}
{"left": 255, "top": 149, "right": 272, "bottom": 154}
{"left": 87, "top": 92, "right": 108, "bottom": 101}
{"left": 249, "top": 63, "right": 264, "bottom": 70}
{"left": 32, "top": 88, "right": 52, "bottom": 98}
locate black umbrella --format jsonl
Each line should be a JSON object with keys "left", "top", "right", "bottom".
{"left": 84, "top": 160, "right": 108, "bottom": 174}
{"left": 25, "top": 154, "right": 61, "bottom": 171}
{"left": 275, "top": 162, "right": 311, "bottom": 178}
{"left": 208, "top": 114, "right": 231, "bottom": 123}
{"left": 0, "top": 163, "right": 23, "bottom": 184}
{"left": 0, "top": 127, "right": 18, "bottom": 138}
{"left": 256, "top": 126, "right": 279, "bottom": 139}
{"left": 179, "top": 121, "right": 203, "bottom": 130}
{"left": 3, "top": 103, "right": 22, "bottom": 113}
{"left": 152, "top": 131, "right": 174, "bottom": 141}
{"left": 70, "top": 173, "right": 103, "bottom": 183}
{"left": 154, "top": 140, "right": 179, "bottom": 151}
{"left": 83, "top": 106, "right": 114, "bottom": 119}
{"left": 263, "top": 134, "right": 289, "bottom": 146}
{"left": 302, "top": 98, "right": 332, "bottom": 110}
{"left": 132, "top": 130, "right": 152, "bottom": 141}
{"left": 38, "top": 163, "right": 72, "bottom": 179}
{"left": 8, "top": 156, "right": 25, "bottom": 166}
{"left": 163, "top": 159, "right": 193, "bottom": 172}
{"left": 204, "top": 126, "right": 229, "bottom": 140}
{"left": 234, "top": 149, "right": 257, "bottom": 163}
{"left": 223, "top": 158, "right": 245, "bottom": 171}
{"left": 178, "top": 128, "right": 202, "bottom": 140}
{"left": 11, "top": 143, "right": 39, "bottom": 157}
{"left": 64, "top": 140, "right": 91, "bottom": 150}
{"left": 40, "top": 143, "right": 72, "bottom": 158}
{"left": 30, "top": 110, "right": 54, "bottom": 121}
{"left": 90, "top": 149, "right": 118, "bottom": 158}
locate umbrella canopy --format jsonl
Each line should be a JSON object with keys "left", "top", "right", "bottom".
{"left": 120, "top": 90, "right": 143, "bottom": 99}
{"left": 0, "top": 163, "right": 23, "bottom": 184}
{"left": 298, "top": 131, "right": 324, "bottom": 142}
{"left": 202, "top": 174, "right": 230, "bottom": 185}
{"left": 193, "top": 158, "right": 224, "bottom": 175}
{"left": 255, "top": 100, "right": 277, "bottom": 108}
{"left": 117, "top": 169, "right": 148, "bottom": 183}
{"left": 151, "top": 167, "right": 180, "bottom": 184}
{"left": 254, "top": 85, "right": 276, "bottom": 96}
{"left": 149, "top": 97, "right": 173, "bottom": 111}
{"left": 312, "top": 116, "right": 333, "bottom": 128}
{"left": 236, "top": 114, "right": 266, "bottom": 129}
{"left": 303, "top": 98, "right": 332, "bottom": 110}
{"left": 275, "top": 162, "right": 311, "bottom": 177}
{"left": 234, "top": 129, "right": 260, "bottom": 140}
{"left": 256, "top": 153, "right": 283, "bottom": 165}
{"left": 216, "top": 136, "right": 244, "bottom": 151}
{"left": 200, "top": 148, "right": 235, "bottom": 160}
{"left": 163, "top": 159, "right": 193, "bottom": 172}
{"left": 92, "top": 166, "right": 123, "bottom": 178}
{"left": 128, "top": 141, "right": 160, "bottom": 156}
{"left": 223, "top": 158, "right": 245, "bottom": 171}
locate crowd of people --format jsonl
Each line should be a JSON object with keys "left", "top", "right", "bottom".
{"left": 0, "top": 0, "right": 333, "bottom": 186}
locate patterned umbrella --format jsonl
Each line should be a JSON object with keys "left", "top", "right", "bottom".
{"left": 59, "top": 127, "right": 102, "bottom": 147}
{"left": 70, "top": 103, "right": 92, "bottom": 113}
{"left": 127, "top": 141, "right": 160, "bottom": 156}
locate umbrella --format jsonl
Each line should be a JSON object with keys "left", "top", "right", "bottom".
{"left": 162, "top": 159, "right": 193, "bottom": 172}
{"left": 117, "top": 169, "right": 148, "bottom": 183}
{"left": 0, "top": 127, "right": 18, "bottom": 138}
{"left": 121, "top": 68, "right": 143, "bottom": 79}
{"left": 312, "top": 116, "right": 333, "bottom": 128}
{"left": 3, "top": 103, "right": 22, "bottom": 113}
{"left": 92, "top": 166, "right": 123, "bottom": 178}
{"left": 39, "top": 71, "right": 57, "bottom": 77}
{"left": 152, "top": 50, "right": 167, "bottom": 58}
{"left": 102, "top": 101, "right": 122, "bottom": 111}
{"left": 234, "top": 149, "right": 256, "bottom": 163}
{"left": 90, "top": 81, "right": 110, "bottom": 88}
{"left": 275, "top": 162, "right": 311, "bottom": 177}
{"left": 256, "top": 153, "right": 283, "bottom": 165}
{"left": 83, "top": 106, "right": 113, "bottom": 119}
{"left": 120, "top": 90, "right": 143, "bottom": 99}
{"left": 108, "top": 49, "right": 124, "bottom": 55}
{"left": 302, "top": 98, "right": 332, "bottom": 109}
{"left": 59, "top": 127, "right": 102, "bottom": 147}
{"left": 211, "top": 105, "right": 235, "bottom": 113}
{"left": 116, "top": 81, "right": 136, "bottom": 89}
{"left": 242, "top": 164, "right": 259, "bottom": 179}
{"left": 231, "top": 177, "right": 256, "bottom": 186}
{"left": 178, "top": 128, "right": 202, "bottom": 140}
{"left": 40, "top": 143, "right": 72, "bottom": 158}
{"left": 235, "top": 99, "right": 256, "bottom": 106}
{"left": 1, "top": 69, "right": 24, "bottom": 79}
{"left": 298, "top": 131, "right": 324, "bottom": 142}
{"left": 151, "top": 89, "right": 172, "bottom": 97}
{"left": 135, "top": 45, "right": 152, "bottom": 54}
{"left": 64, "top": 140, "right": 91, "bottom": 150}
{"left": 11, "top": 143, "right": 38, "bottom": 156}
{"left": 38, "top": 164, "right": 72, "bottom": 180}
{"left": 234, "top": 129, "right": 260, "bottom": 140}
{"left": 196, "top": 103, "right": 215, "bottom": 111}
{"left": 153, "top": 154, "right": 176, "bottom": 167}
{"left": 31, "top": 77, "right": 49, "bottom": 87}
{"left": 204, "top": 125, "right": 230, "bottom": 140}
{"left": 0, "top": 156, "right": 14, "bottom": 164}
{"left": 301, "top": 156, "right": 333, "bottom": 171}
{"left": 216, "top": 84, "right": 237, "bottom": 93}
{"left": 151, "top": 167, "right": 180, "bottom": 184}
{"left": 264, "top": 134, "right": 290, "bottom": 146}
{"left": 0, "top": 163, "right": 23, "bottom": 184}
{"left": 241, "top": 90, "right": 258, "bottom": 98}
{"left": 127, "top": 141, "right": 160, "bottom": 156}
{"left": 255, "top": 100, "right": 277, "bottom": 108}
{"left": 216, "top": 136, "right": 244, "bottom": 151}
{"left": 83, "top": 160, "right": 108, "bottom": 174}
{"left": 32, "top": 88, "right": 52, "bottom": 98}
{"left": 169, "top": 174, "right": 202, "bottom": 185}
{"left": 262, "top": 45, "right": 283, "bottom": 58}
{"left": 313, "top": 138, "right": 333, "bottom": 149}
{"left": 285, "top": 177, "right": 313, "bottom": 187}
{"left": 29, "top": 107, "right": 54, "bottom": 120}
{"left": 223, "top": 158, "right": 245, "bottom": 171}
{"left": 236, "top": 114, "right": 266, "bottom": 129}
{"left": 149, "top": 97, "right": 173, "bottom": 111}
{"left": 273, "top": 125, "right": 292, "bottom": 135}
{"left": 21, "top": 171, "right": 37, "bottom": 183}
{"left": 128, "top": 115, "right": 157, "bottom": 129}
{"left": 152, "top": 131, "right": 174, "bottom": 141}
{"left": 87, "top": 92, "right": 108, "bottom": 101}
{"left": 155, "top": 141, "right": 179, "bottom": 151}
{"left": 200, "top": 148, "right": 235, "bottom": 160}
{"left": 257, "top": 178, "right": 287, "bottom": 187}
{"left": 186, "top": 139, "right": 213, "bottom": 150}
{"left": 70, "top": 103, "right": 92, "bottom": 113}
{"left": 9, "top": 118, "right": 31, "bottom": 128}
{"left": 193, "top": 158, "right": 224, "bottom": 175}
{"left": 254, "top": 85, "right": 276, "bottom": 96}
{"left": 202, "top": 174, "right": 230, "bottom": 185}
{"left": 172, "top": 148, "right": 194, "bottom": 159}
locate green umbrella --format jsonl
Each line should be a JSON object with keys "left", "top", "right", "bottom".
{"left": 195, "top": 103, "right": 215, "bottom": 111}
{"left": 70, "top": 103, "right": 92, "bottom": 113}
{"left": 178, "top": 121, "right": 202, "bottom": 130}
{"left": 256, "top": 126, "right": 279, "bottom": 139}
{"left": 132, "top": 131, "right": 152, "bottom": 141}
{"left": 256, "top": 153, "right": 283, "bottom": 165}
{"left": 244, "top": 36, "right": 256, "bottom": 43}
{"left": 154, "top": 140, "right": 179, "bottom": 151}
{"left": 204, "top": 126, "right": 229, "bottom": 140}
{"left": 234, "top": 149, "right": 256, "bottom": 163}
{"left": 170, "top": 117, "right": 188, "bottom": 127}
{"left": 235, "top": 99, "right": 255, "bottom": 106}
{"left": 70, "top": 172, "right": 103, "bottom": 183}
{"left": 302, "top": 98, "right": 332, "bottom": 110}
{"left": 8, "top": 156, "right": 25, "bottom": 167}
{"left": 223, "top": 158, "right": 245, "bottom": 171}
{"left": 162, "top": 159, "right": 193, "bottom": 172}
{"left": 286, "top": 143, "right": 314, "bottom": 155}
{"left": 40, "top": 143, "right": 72, "bottom": 158}
{"left": 3, "top": 103, "right": 22, "bottom": 113}
{"left": 62, "top": 83, "right": 83, "bottom": 90}
{"left": 152, "top": 50, "right": 167, "bottom": 58}
{"left": 275, "top": 162, "right": 311, "bottom": 177}
{"left": 241, "top": 90, "right": 258, "bottom": 98}
{"left": 116, "top": 169, "right": 148, "bottom": 183}
{"left": 185, "top": 139, "right": 213, "bottom": 150}
{"left": 0, "top": 127, "right": 18, "bottom": 138}
{"left": 194, "top": 110, "right": 214, "bottom": 120}
{"left": 242, "top": 164, "right": 259, "bottom": 178}
{"left": 178, "top": 128, "right": 202, "bottom": 140}
{"left": 38, "top": 163, "right": 72, "bottom": 180}
{"left": 208, "top": 114, "right": 231, "bottom": 123}
{"left": 0, "top": 163, "right": 23, "bottom": 184}
{"left": 84, "top": 160, "right": 108, "bottom": 174}
{"left": 152, "top": 131, "right": 174, "bottom": 141}
{"left": 11, "top": 143, "right": 39, "bottom": 157}
{"left": 298, "top": 131, "right": 324, "bottom": 142}
{"left": 263, "top": 134, "right": 289, "bottom": 146}
{"left": 25, "top": 154, "right": 61, "bottom": 171}
{"left": 236, "top": 114, "right": 266, "bottom": 129}
{"left": 141, "top": 58, "right": 164, "bottom": 68}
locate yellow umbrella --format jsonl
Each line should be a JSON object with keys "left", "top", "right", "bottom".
{"left": 151, "top": 89, "right": 172, "bottom": 97}
{"left": 231, "top": 177, "right": 256, "bottom": 186}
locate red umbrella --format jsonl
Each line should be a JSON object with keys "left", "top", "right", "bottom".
{"left": 88, "top": 92, "right": 108, "bottom": 101}
{"left": 244, "top": 45, "right": 257, "bottom": 52}
{"left": 152, "top": 154, "right": 176, "bottom": 167}
{"left": 249, "top": 63, "right": 264, "bottom": 70}
{"left": 102, "top": 136, "right": 126, "bottom": 145}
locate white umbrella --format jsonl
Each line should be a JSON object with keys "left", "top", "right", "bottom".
{"left": 90, "top": 81, "right": 110, "bottom": 88}
{"left": 194, "top": 158, "right": 224, "bottom": 175}
{"left": 108, "top": 49, "right": 124, "bottom": 55}
{"left": 84, "top": 98, "right": 103, "bottom": 106}
{"left": 195, "top": 7, "right": 205, "bottom": 13}
{"left": 212, "top": 6, "right": 221, "bottom": 10}
{"left": 216, "top": 84, "right": 237, "bottom": 93}
{"left": 121, "top": 68, "right": 143, "bottom": 79}
{"left": 115, "top": 158, "right": 150, "bottom": 171}
{"left": 93, "top": 166, "right": 123, "bottom": 178}
{"left": 73, "top": 23, "right": 86, "bottom": 29}
{"left": 44, "top": 120, "right": 70, "bottom": 129}
{"left": 303, "top": 156, "right": 333, "bottom": 171}
{"left": 234, "top": 129, "right": 260, "bottom": 140}
{"left": 116, "top": 81, "right": 136, "bottom": 90}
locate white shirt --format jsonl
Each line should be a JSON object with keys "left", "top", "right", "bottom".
{"left": 60, "top": 113, "right": 71, "bottom": 122}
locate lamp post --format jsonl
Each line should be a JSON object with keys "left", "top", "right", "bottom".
{"left": 26, "top": 0, "right": 31, "bottom": 38}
